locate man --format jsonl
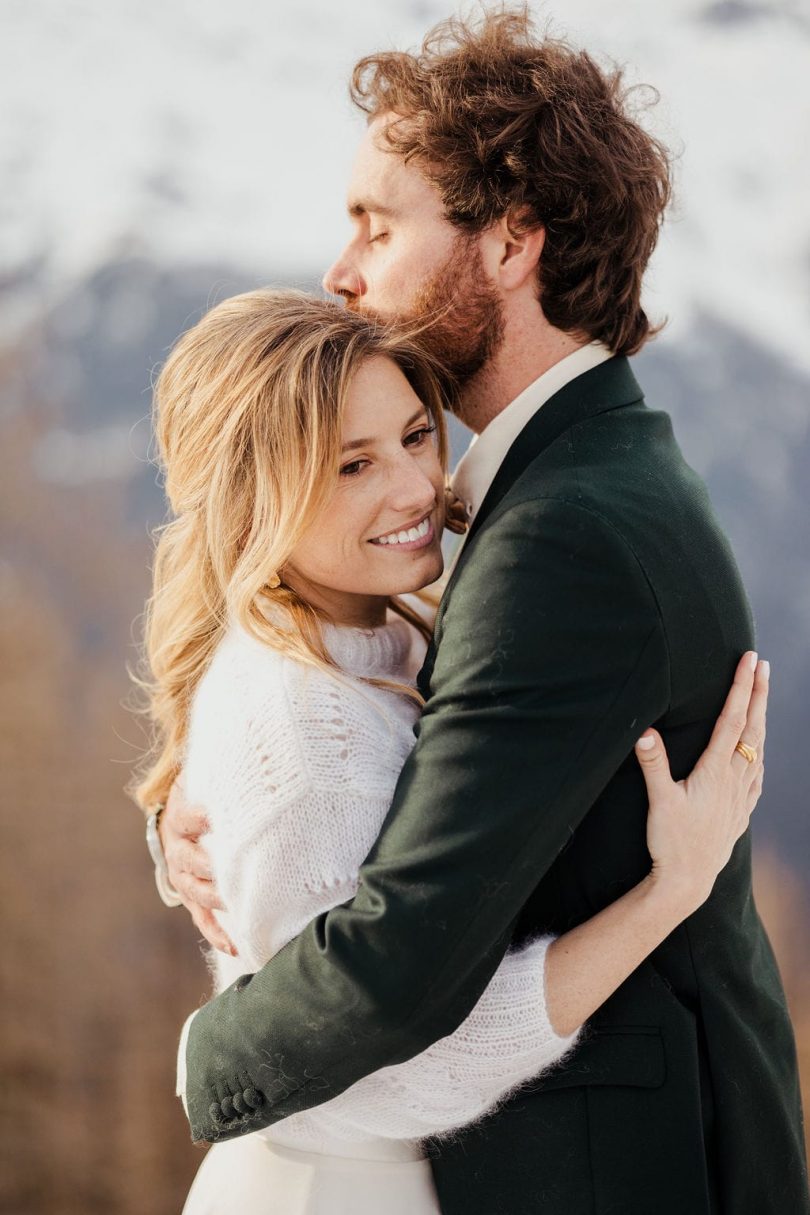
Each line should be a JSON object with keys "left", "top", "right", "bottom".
{"left": 155, "top": 12, "right": 808, "bottom": 1213}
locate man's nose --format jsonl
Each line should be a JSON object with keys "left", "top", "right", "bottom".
{"left": 322, "top": 252, "right": 365, "bottom": 301}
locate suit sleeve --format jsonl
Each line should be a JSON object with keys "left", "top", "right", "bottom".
{"left": 274, "top": 934, "right": 580, "bottom": 1141}
{"left": 183, "top": 497, "right": 670, "bottom": 1142}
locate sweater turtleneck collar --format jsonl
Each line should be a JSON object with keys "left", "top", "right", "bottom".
{"left": 322, "top": 614, "right": 415, "bottom": 680}
{"left": 250, "top": 595, "right": 422, "bottom": 682}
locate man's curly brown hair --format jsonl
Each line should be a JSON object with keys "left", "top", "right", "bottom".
{"left": 350, "top": 8, "right": 672, "bottom": 357}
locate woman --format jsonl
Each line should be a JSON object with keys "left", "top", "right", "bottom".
{"left": 133, "top": 290, "right": 766, "bottom": 1214}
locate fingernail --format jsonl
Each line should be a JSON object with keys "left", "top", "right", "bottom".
{"left": 749, "top": 651, "right": 758, "bottom": 671}
{"left": 761, "top": 659, "right": 770, "bottom": 679}
{"left": 637, "top": 733, "right": 655, "bottom": 750}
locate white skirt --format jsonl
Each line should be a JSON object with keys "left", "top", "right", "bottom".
{"left": 182, "top": 1131, "right": 442, "bottom": 1215}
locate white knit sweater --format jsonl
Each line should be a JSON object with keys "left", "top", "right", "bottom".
{"left": 182, "top": 609, "right": 580, "bottom": 1151}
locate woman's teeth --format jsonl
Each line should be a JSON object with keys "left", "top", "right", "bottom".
{"left": 374, "top": 517, "right": 431, "bottom": 546}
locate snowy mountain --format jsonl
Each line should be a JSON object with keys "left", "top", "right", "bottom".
{"left": 2, "top": 0, "right": 809, "bottom": 372}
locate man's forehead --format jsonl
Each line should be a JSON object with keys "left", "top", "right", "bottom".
{"left": 346, "top": 127, "right": 402, "bottom": 211}
{"left": 346, "top": 124, "right": 437, "bottom": 217}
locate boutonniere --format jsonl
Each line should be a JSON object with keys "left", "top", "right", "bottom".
{"left": 444, "top": 486, "right": 469, "bottom": 536}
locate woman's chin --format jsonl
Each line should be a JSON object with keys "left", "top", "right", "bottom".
{"left": 390, "top": 548, "right": 445, "bottom": 595}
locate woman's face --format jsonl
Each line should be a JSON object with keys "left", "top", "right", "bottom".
{"left": 284, "top": 356, "right": 445, "bottom": 627}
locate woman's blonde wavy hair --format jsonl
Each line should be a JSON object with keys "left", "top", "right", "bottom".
{"left": 130, "top": 289, "right": 449, "bottom": 814}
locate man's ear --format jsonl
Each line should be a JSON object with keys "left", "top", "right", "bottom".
{"left": 497, "top": 212, "right": 545, "bottom": 291}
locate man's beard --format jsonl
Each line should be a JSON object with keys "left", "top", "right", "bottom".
{"left": 348, "top": 234, "right": 505, "bottom": 404}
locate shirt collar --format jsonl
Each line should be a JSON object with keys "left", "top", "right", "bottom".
{"left": 451, "top": 341, "right": 613, "bottom": 523}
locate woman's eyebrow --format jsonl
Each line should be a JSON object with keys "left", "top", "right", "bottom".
{"left": 341, "top": 408, "right": 427, "bottom": 451}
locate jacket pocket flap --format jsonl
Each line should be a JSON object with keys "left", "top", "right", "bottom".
{"left": 530, "top": 1026, "right": 666, "bottom": 1092}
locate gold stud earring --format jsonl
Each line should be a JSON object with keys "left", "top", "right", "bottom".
{"left": 266, "top": 573, "right": 281, "bottom": 589}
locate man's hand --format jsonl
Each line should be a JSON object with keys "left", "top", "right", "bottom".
{"left": 160, "top": 781, "right": 236, "bottom": 955}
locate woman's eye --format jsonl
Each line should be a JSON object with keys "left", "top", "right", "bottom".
{"left": 340, "top": 459, "right": 368, "bottom": 477}
{"left": 404, "top": 424, "right": 437, "bottom": 447}
{"left": 369, "top": 231, "right": 389, "bottom": 244}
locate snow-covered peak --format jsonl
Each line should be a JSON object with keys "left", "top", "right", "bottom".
{"left": 2, "top": 0, "right": 809, "bottom": 372}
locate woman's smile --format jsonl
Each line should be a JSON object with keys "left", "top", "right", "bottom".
{"left": 368, "top": 511, "right": 435, "bottom": 550}
{"left": 282, "top": 356, "right": 447, "bottom": 626}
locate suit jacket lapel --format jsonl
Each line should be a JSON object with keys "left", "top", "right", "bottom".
{"left": 417, "top": 356, "right": 644, "bottom": 699}
{"left": 464, "top": 355, "right": 642, "bottom": 549}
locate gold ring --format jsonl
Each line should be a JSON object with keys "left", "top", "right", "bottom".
{"left": 735, "top": 741, "right": 757, "bottom": 764}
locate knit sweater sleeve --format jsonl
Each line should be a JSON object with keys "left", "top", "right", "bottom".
{"left": 295, "top": 933, "right": 580, "bottom": 1142}
{"left": 185, "top": 634, "right": 581, "bottom": 1141}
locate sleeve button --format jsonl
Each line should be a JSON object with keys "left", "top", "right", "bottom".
{"left": 243, "top": 1087, "right": 264, "bottom": 1110}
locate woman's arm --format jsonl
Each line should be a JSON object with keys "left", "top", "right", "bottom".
{"left": 545, "top": 652, "right": 767, "bottom": 1036}
{"left": 284, "top": 658, "right": 767, "bottom": 1142}
{"left": 240, "top": 654, "right": 767, "bottom": 1142}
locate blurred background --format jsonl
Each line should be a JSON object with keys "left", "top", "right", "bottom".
{"left": 1, "top": 1, "right": 808, "bottom": 1211}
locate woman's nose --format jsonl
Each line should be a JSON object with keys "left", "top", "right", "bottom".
{"left": 322, "top": 252, "right": 365, "bottom": 302}
{"left": 387, "top": 458, "right": 438, "bottom": 516}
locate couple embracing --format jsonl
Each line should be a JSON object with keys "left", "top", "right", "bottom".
{"left": 134, "top": 11, "right": 809, "bottom": 1215}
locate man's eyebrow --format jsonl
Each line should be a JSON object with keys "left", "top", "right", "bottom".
{"left": 347, "top": 198, "right": 397, "bottom": 220}
{"left": 341, "top": 407, "right": 428, "bottom": 452}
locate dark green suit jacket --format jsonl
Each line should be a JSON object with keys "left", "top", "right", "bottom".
{"left": 184, "top": 357, "right": 809, "bottom": 1214}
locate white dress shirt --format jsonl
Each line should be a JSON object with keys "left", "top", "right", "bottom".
{"left": 451, "top": 341, "right": 612, "bottom": 524}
